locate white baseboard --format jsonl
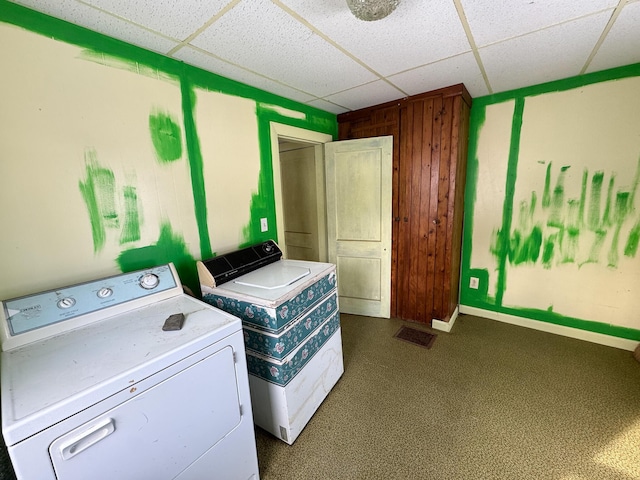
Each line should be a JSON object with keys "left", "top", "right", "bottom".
{"left": 459, "top": 305, "right": 639, "bottom": 352}
{"left": 431, "top": 306, "right": 459, "bottom": 333}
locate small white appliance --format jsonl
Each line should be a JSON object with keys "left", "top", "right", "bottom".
{"left": 1, "top": 263, "right": 259, "bottom": 480}
{"left": 197, "top": 240, "right": 344, "bottom": 445}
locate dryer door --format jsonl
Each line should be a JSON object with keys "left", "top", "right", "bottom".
{"left": 49, "top": 346, "right": 241, "bottom": 480}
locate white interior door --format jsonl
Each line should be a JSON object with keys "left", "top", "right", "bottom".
{"left": 325, "top": 136, "right": 393, "bottom": 318}
{"left": 280, "top": 142, "right": 321, "bottom": 261}
{"left": 270, "top": 123, "right": 331, "bottom": 261}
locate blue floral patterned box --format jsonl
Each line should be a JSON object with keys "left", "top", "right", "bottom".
{"left": 246, "top": 312, "right": 340, "bottom": 386}
{"left": 202, "top": 270, "right": 337, "bottom": 334}
{"left": 243, "top": 291, "right": 337, "bottom": 360}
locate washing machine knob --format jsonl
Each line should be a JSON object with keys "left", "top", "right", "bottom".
{"left": 139, "top": 273, "right": 160, "bottom": 290}
{"left": 57, "top": 297, "right": 76, "bottom": 309}
{"left": 97, "top": 287, "right": 113, "bottom": 298}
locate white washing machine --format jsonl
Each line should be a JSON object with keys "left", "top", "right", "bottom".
{"left": 0, "top": 264, "right": 259, "bottom": 480}
{"left": 197, "top": 241, "right": 344, "bottom": 445}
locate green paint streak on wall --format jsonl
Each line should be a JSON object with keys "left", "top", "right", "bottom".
{"left": 564, "top": 199, "right": 580, "bottom": 263}
{"left": 628, "top": 156, "right": 640, "bottom": 207}
{"left": 79, "top": 168, "right": 106, "bottom": 253}
{"left": 0, "top": 2, "right": 180, "bottom": 75}
{"left": 460, "top": 102, "right": 488, "bottom": 306}
{"left": 239, "top": 104, "right": 338, "bottom": 248}
{"left": 625, "top": 222, "right": 640, "bottom": 257}
{"left": 495, "top": 97, "right": 525, "bottom": 306}
{"left": 542, "top": 163, "right": 552, "bottom": 208}
{"left": 499, "top": 162, "right": 640, "bottom": 270}
{"left": 471, "top": 63, "right": 640, "bottom": 108}
{"left": 547, "top": 165, "right": 570, "bottom": 228}
{"left": 503, "top": 305, "right": 640, "bottom": 341}
{"left": 119, "top": 185, "right": 140, "bottom": 244}
{"left": 607, "top": 191, "right": 630, "bottom": 267}
{"left": 542, "top": 234, "right": 555, "bottom": 267}
{"left": 566, "top": 199, "right": 580, "bottom": 234}
{"left": 602, "top": 175, "right": 615, "bottom": 227}
{"left": 458, "top": 53, "right": 640, "bottom": 341}
{"left": 117, "top": 222, "right": 199, "bottom": 297}
{"left": 507, "top": 190, "right": 543, "bottom": 265}
{"left": 578, "top": 169, "right": 588, "bottom": 226}
{"left": 529, "top": 191, "right": 537, "bottom": 218}
{"left": 587, "top": 171, "right": 604, "bottom": 230}
{"left": 1, "top": 0, "right": 336, "bottom": 259}
{"left": 180, "top": 76, "right": 212, "bottom": 261}
{"left": 509, "top": 226, "right": 543, "bottom": 265}
{"left": 149, "top": 109, "right": 183, "bottom": 163}
{"left": 612, "top": 191, "right": 630, "bottom": 224}
{"left": 241, "top": 111, "right": 280, "bottom": 247}
{"left": 587, "top": 230, "right": 607, "bottom": 265}
{"left": 78, "top": 150, "right": 118, "bottom": 252}
{"left": 622, "top": 156, "right": 640, "bottom": 258}
{"left": 0, "top": 0, "right": 338, "bottom": 123}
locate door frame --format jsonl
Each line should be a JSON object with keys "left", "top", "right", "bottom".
{"left": 269, "top": 123, "right": 332, "bottom": 260}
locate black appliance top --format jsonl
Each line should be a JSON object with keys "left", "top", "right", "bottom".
{"left": 201, "top": 240, "right": 282, "bottom": 286}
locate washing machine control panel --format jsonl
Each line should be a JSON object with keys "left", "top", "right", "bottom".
{"left": 1, "top": 264, "right": 180, "bottom": 349}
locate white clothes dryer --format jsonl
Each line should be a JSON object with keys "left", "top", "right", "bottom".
{"left": 1, "top": 264, "right": 259, "bottom": 480}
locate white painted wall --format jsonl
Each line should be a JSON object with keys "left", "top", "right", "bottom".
{"left": 463, "top": 75, "right": 640, "bottom": 335}
{"left": 0, "top": 21, "right": 332, "bottom": 300}
{"left": 0, "top": 25, "right": 197, "bottom": 298}
{"left": 195, "top": 89, "right": 260, "bottom": 253}
{"left": 469, "top": 100, "right": 514, "bottom": 299}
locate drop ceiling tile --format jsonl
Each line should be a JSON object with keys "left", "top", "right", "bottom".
{"left": 305, "top": 98, "right": 349, "bottom": 115}
{"left": 79, "top": 0, "right": 231, "bottom": 41}
{"left": 461, "top": 0, "right": 618, "bottom": 47}
{"left": 10, "top": 0, "right": 179, "bottom": 54}
{"left": 173, "top": 46, "right": 316, "bottom": 104}
{"left": 190, "top": 0, "right": 377, "bottom": 98}
{"left": 587, "top": 1, "right": 640, "bottom": 73}
{"left": 280, "top": 0, "right": 470, "bottom": 76}
{"left": 323, "top": 80, "right": 405, "bottom": 111}
{"left": 480, "top": 11, "right": 611, "bottom": 93}
{"left": 389, "top": 52, "right": 489, "bottom": 98}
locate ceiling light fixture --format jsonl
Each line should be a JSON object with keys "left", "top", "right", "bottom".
{"left": 346, "top": 0, "right": 400, "bottom": 21}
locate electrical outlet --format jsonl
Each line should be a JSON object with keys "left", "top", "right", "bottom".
{"left": 260, "top": 218, "right": 268, "bottom": 232}
{"left": 469, "top": 277, "right": 479, "bottom": 289}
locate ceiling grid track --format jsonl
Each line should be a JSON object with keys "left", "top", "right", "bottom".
{"left": 271, "top": 0, "right": 409, "bottom": 97}
{"left": 580, "top": 0, "right": 627, "bottom": 74}
{"left": 167, "top": 0, "right": 243, "bottom": 56}
{"left": 452, "top": 0, "right": 493, "bottom": 95}
{"left": 5, "top": 0, "right": 640, "bottom": 112}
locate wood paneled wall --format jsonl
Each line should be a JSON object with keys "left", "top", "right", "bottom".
{"left": 338, "top": 84, "right": 471, "bottom": 324}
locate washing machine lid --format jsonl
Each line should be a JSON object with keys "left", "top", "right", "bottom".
{"left": 233, "top": 263, "right": 310, "bottom": 290}
{"left": 206, "top": 259, "right": 335, "bottom": 306}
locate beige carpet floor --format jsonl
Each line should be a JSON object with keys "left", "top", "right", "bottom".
{"left": 255, "top": 314, "right": 640, "bottom": 480}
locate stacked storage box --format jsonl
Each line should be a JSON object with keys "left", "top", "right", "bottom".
{"left": 198, "top": 259, "right": 343, "bottom": 444}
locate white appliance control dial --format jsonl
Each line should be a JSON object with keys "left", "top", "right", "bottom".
{"left": 57, "top": 297, "right": 76, "bottom": 309}
{"left": 2, "top": 264, "right": 178, "bottom": 347}
{"left": 139, "top": 273, "right": 160, "bottom": 290}
{"left": 97, "top": 287, "right": 113, "bottom": 298}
